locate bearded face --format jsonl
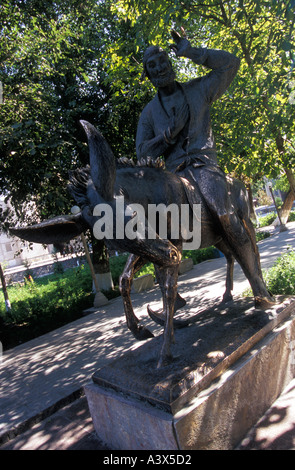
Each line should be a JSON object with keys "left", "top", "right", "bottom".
{"left": 145, "top": 52, "right": 176, "bottom": 88}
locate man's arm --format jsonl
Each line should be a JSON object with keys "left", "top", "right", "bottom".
{"left": 171, "top": 29, "right": 240, "bottom": 103}
{"left": 136, "top": 107, "right": 171, "bottom": 161}
{"left": 185, "top": 47, "right": 240, "bottom": 102}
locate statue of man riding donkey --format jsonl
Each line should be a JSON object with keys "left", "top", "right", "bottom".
{"left": 11, "top": 29, "right": 275, "bottom": 368}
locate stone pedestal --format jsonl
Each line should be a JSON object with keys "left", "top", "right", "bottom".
{"left": 85, "top": 297, "right": 295, "bottom": 450}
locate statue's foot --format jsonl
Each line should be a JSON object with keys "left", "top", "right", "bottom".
{"left": 254, "top": 296, "right": 276, "bottom": 310}
{"left": 221, "top": 292, "right": 233, "bottom": 304}
{"left": 156, "top": 353, "right": 174, "bottom": 369}
{"left": 147, "top": 305, "right": 190, "bottom": 329}
{"left": 175, "top": 293, "right": 186, "bottom": 310}
{"left": 132, "top": 325, "right": 154, "bottom": 341}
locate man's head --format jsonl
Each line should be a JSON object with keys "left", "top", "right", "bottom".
{"left": 142, "top": 46, "right": 175, "bottom": 88}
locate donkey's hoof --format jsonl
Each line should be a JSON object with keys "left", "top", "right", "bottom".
{"left": 147, "top": 305, "right": 165, "bottom": 326}
{"left": 175, "top": 293, "right": 186, "bottom": 311}
{"left": 221, "top": 293, "right": 233, "bottom": 304}
{"left": 147, "top": 305, "right": 190, "bottom": 329}
{"left": 156, "top": 354, "right": 174, "bottom": 369}
{"left": 254, "top": 296, "right": 276, "bottom": 310}
{"left": 133, "top": 325, "right": 154, "bottom": 341}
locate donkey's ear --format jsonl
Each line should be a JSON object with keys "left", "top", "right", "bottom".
{"left": 79, "top": 120, "right": 116, "bottom": 201}
{"left": 9, "top": 213, "right": 89, "bottom": 245}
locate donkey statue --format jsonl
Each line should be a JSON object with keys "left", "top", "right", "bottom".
{"left": 10, "top": 121, "right": 274, "bottom": 368}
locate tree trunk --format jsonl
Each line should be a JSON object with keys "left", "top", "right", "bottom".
{"left": 284, "top": 167, "right": 295, "bottom": 194}
{"left": 91, "top": 236, "right": 114, "bottom": 291}
{"left": 276, "top": 189, "right": 295, "bottom": 225}
{"left": 273, "top": 168, "right": 295, "bottom": 226}
{"left": 246, "top": 183, "right": 258, "bottom": 223}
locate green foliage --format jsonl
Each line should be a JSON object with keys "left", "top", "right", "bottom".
{"left": 264, "top": 249, "right": 295, "bottom": 295}
{"left": 136, "top": 263, "right": 155, "bottom": 278}
{"left": 258, "top": 212, "right": 277, "bottom": 227}
{"left": 274, "top": 174, "right": 291, "bottom": 193}
{"left": 183, "top": 247, "right": 219, "bottom": 264}
{"left": 109, "top": 253, "right": 129, "bottom": 285}
{"left": 243, "top": 249, "right": 295, "bottom": 297}
{"left": 256, "top": 231, "right": 271, "bottom": 242}
{"left": 0, "top": 0, "right": 150, "bottom": 227}
{"left": 0, "top": 265, "right": 94, "bottom": 349}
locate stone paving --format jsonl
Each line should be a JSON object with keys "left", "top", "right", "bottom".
{"left": 1, "top": 222, "right": 295, "bottom": 450}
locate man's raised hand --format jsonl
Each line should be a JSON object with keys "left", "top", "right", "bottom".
{"left": 170, "top": 28, "right": 192, "bottom": 58}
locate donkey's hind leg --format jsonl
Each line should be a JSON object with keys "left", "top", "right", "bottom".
{"left": 215, "top": 240, "right": 235, "bottom": 303}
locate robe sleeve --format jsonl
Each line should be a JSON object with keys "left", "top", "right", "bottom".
{"left": 187, "top": 47, "right": 240, "bottom": 103}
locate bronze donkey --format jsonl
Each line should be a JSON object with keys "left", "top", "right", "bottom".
{"left": 10, "top": 121, "right": 274, "bottom": 367}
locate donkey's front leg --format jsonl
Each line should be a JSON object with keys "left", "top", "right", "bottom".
{"left": 120, "top": 254, "right": 154, "bottom": 340}
{"left": 157, "top": 265, "right": 179, "bottom": 368}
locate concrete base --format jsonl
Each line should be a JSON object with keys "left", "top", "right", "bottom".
{"left": 93, "top": 272, "right": 114, "bottom": 292}
{"left": 85, "top": 297, "right": 295, "bottom": 450}
{"left": 178, "top": 258, "right": 193, "bottom": 275}
{"left": 93, "top": 291, "right": 109, "bottom": 307}
{"left": 131, "top": 274, "right": 154, "bottom": 293}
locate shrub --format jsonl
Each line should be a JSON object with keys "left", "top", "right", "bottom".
{"left": 0, "top": 265, "right": 94, "bottom": 349}
{"left": 264, "top": 249, "right": 295, "bottom": 295}
{"left": 258, "top": 212, "right": 277, "bottom": 227}
{"left": 256, "top": 231, "right": 271, "bottom": 242}
{"left": 243, "top": 249, "right": 295, "bottom": 297}
{"left": 183, "top": 246, "right": 219, "bottom": 264}
{"left": 109, "top": 254, "right": 129, "bottom": 285}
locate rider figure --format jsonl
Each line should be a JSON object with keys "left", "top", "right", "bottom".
{"left": 136, "top": 30, "right": 253, "bottom": 259}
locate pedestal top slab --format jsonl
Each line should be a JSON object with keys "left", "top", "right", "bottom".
{"left": 92, "top": 296, "right": 295, "bottom": 414}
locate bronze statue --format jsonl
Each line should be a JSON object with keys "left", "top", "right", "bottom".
{"left": 11, "top": 119, "right": 274, "bottom": 368}
{"left": 10, "top": 31, "right": 275, "bottom": 368}
{"left": 137, "top": 30, "right": 262, "bottom": 298}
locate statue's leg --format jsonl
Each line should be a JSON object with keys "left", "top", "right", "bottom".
{"left": 197, "top": 168, "right": 274, "bottom": 308}
{"left": 157, "top": 264, "right": 179, "bottom": 369}
{"left": 215, "top": 240, "right": 234, "bottom": 303}
{"left": 148, "top": 265, "right": 190, "bottom": 328}
{"left": 216, "top": 214, "right": 274, "bottom": 307}
{"left": 156, "top": 265, "right": 186, "bottom": 310}
{"left": 119, "top": 254, "right": 154, "bottom": 340}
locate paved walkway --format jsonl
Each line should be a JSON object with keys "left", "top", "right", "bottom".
{"left": 1, "top": 222, "right": 295, "bottom": 450}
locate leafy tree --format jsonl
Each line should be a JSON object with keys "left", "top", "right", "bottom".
{"left": 0, "top": 0, "right": 149, "bottom": 281}
{"left": 110, "top": 0, "right": 295, "bottom": 218}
